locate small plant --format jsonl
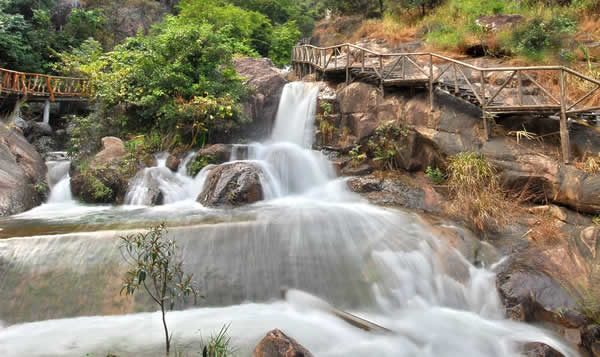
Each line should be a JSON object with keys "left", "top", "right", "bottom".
{"left": 201, "top": 324, "right": 236, "bottom": 357}
{"left": 319, "top": 119, "right": 335, "bottom": 145}
{"left": 349, "top": 144, "right": 367, "bottom": 166}
{"left": 367, "top": 120, "right": 413, "bottom": 171}
{"left": 320, "top": 101, "right": 332, "bottom": 116}
{"left": 34, "top": 182, "right": 49, "bottom": 194}
{"left": 592, "top": 216, "right": 600, "bottom": 226}
{"left": 425, "top": 166, "right": 446, "bottom": 185}
{"left": 120, "top": 223, "right": 199, "bottom": 355}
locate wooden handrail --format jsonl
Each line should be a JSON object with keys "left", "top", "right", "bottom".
{"left": 0, "top": 67, "right": 90, "bottom": 100}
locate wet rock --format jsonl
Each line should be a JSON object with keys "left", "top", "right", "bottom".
{"left": 562, "top": 328, "right": 581, "bottom": 346}
{"left": 70, "top": 137, "right": 131, "bottom": 204}
{"left": 70, "top": 165, "right": 128, "bottom": 204}
{"left": 496, "top": 264, "right": 586, "bottom": 328}
{"left": 165, "top": 155, "right": 180, "bottom": 172}
{"left": 187, "top": 144, "right": 232, "bottom": 177}
{"left": 346, "top": 176, "right": 382, "bottom": 193}
{"left": 0, "top": 125, "right": 47, "bottom": 216}
{"left": 582, "top": 325, "right": 600, "bottom": 357}
{"left": 522, "top": 342, "right": 565, "bottom": 357}
{"left": 31, "top": 136, "right": 57, "bottom": 157}
{"left": 341, "top": 163, "right": 374, "bottom": 176}
{"left": 126, "top": 170, "right": 165, "bottom": 206}
{"left": 234, "top": 57, "right": 287, "bottom": 140}
{"left": 252, "top": 329, "right": 314, "bottom": 357}
{"left": 197, "top": 162, "right": 264, "bottom": 207}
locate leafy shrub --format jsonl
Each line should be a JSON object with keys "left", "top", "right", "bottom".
{"left": 349, "top": 144, "right": 367, "bottom": 166}
{"left": 269, "top": 20, "right": 301, "bottom": 66}
{"left": 425, "top": 166, "right": 445, "bottom": 184}
{"left": 510, "top": 15, "right": 576, "bottom": 60}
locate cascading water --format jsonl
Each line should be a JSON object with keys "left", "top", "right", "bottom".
{"left": 0, "top": 82, "right": 579, "bottom": 357}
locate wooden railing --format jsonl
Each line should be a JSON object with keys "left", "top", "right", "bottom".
{"left": 292, "top": 43, "right": 600, "bottom": 163}
{"left": 0, "top": 68, "right": 91, "bottom": 101}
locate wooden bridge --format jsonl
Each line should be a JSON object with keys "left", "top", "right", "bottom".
{"left": 292, "top": 43, "right": 600, "bottom": 164}
{"left": 0, "top": 67, "right": 90, "bottom": 102}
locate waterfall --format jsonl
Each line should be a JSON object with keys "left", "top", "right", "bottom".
{"left": 45, "top": 157, "right": 73, "bottom": 203}
{"left": 0, "top": 82, "right": 580, "bottom": 357}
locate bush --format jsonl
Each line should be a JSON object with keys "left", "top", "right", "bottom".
{"left": 510, "top": 15, "right": 576, "bottom": 60}
{"left": 367, "top": 120, "right": 413, "bottom": 171}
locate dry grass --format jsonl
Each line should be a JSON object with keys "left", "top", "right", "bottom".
{"left": 574, "top": 152, "right": 600, "bottom": 175}
{"left": 350, "top": 16, "right": 417, "bottom": 46}
{"left": 527, "top": 214, "right": 564, "bottom": 247}
{"left": 446, "top": 152, "right": 515, "bottom": 232}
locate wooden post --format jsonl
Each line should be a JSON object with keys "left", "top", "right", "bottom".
{"left": 345, "top": 45, "right": 350, "bottom": 84}
{"left": 559, "top": 69, "right": 571, "bottom": 164}
{"left": 361, "top": 49, "right": 365, "bottom": 72}
{"left": 517, "top": 70, "right": 523, "bottom": 106}
{"left": 428, "top": 54, "right": 434, "bottom": 112}
{"left": 401, "top": 56, "right": 406, "bottom": 79}
{"left": 481, "top": 70, "right": 488, "bottom": 140}
{"left": 335, "top": 47, "right": 338, "bottom": 69}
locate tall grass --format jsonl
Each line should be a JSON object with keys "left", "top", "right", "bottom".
{"left": 446, "top": 152, "right": 512, "bottom": 232}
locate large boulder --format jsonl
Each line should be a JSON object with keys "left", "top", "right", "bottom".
{"left": 234, "top": 57, "right": 287, "bottom": 139}
{"left": 0, "top": 124, "right": 47, "bottom": 216}
{"left": 70, "top": 137, "right": 130, "bottom": 204}
{"left": 252, "top": 329, "right": 314, "bottom": 357}
{"left": 197, "top": 162, "right": 264, "bottom": 207}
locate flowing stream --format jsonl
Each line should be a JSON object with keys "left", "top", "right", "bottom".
{"left": 0, "top": 82, "right": 578, "bottom": 356}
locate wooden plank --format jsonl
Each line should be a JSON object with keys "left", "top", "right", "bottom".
{"left": 456, "top": 65, "right": 483, "bottom": 105}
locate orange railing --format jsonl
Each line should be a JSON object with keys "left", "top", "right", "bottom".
{"left": 0, "top": 68, "right": 91, "bottom": 101}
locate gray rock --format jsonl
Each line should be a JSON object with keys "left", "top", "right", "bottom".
{"left": 234, "top": 57, "right": 287, "bottom": 140}
{"left": 0, "top": 125, "right": 47, "bottom": 216}
{"left": 197, "top": 162, "right": 264, "bottom": 207}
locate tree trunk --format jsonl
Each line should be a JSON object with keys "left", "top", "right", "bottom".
{"left": 161, "top": 303, "right": 170, "bottom": 355}
{"left": 378, "top": 0, "right": 384, "bottom": 16}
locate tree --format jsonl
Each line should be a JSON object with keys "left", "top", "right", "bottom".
{"left": 269, "top": 20, "right": 301, "bottom": 66}
{"left": 120, "top": 223, "right": 199, "bottom": 355}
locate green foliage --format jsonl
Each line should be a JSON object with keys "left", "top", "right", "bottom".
{"left": 202, "top": 324, "right": 236, "bottom": 357}
{"left": 120, "top": 223, "right": 199, "bottom": 355}
{"left": 90, "top": 175, "right": 113, "bottom": 201}
{"left": 187, "top": 154, "right": 218, "bottom": 177}
{"left": 66, "top": 113, "right": 120, "bottom": 159}
{"left": 320, "top": 101, "right": 333, "bottom": 115}
{"left": 425, "top": 166, "right": 445, "bottom": 185}
{"left": 367, "top": 120, "right": 412, "bottom": 171}
{"left": 269, "top": 20, "right": 301, "bottom": 66}
{"left": 510, "top": 15, "right": 576, "bottom": 60}
{"left": 349, "top": 144, "right": 367, "bottom": 166}
{"left": 64, "top": 17, "right": 250, "bottom": 143}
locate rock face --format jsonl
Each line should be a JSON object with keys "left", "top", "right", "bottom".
{"left": 234, "top": 57, "right": 287, "bottom": 139}
{"left": 70, "top": 137, "right": 130, "bottom": 204}
{"left": 476, "top": 15, "right": 524, "bottom": 32}
{"left": 197, "top": 162, "right": 264, "bottom": 207}
{"left": 252, "top": 329, "right": 313, "bottom": 357}
{"left": 165, "top": 155, "right": 180, "bottom": 172}
{"left": 0, "top": 124, "right": 47, "bottom": 216}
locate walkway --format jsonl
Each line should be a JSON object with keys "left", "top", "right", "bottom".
{"left": 0, "top": 68, "right": 90, "bottom": 102}
{"left": 292, "top": 43, "right": 600, "bottom": 163}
